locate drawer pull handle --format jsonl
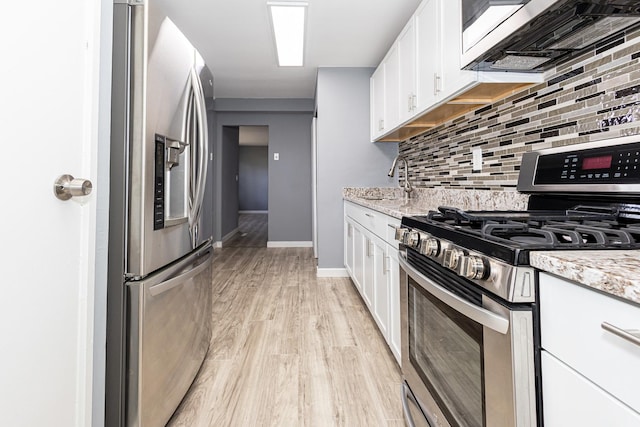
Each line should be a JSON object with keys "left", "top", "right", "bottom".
{"left": 365, "top": 213, "right": 374, "bottom": 218}
{"left": 601, "top": 322, "right": 640, "bottom": 347}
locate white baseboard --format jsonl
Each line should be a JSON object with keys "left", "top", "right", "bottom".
{"left": 316, "top": 268, "right": 349, "bottom": 278}
{"left": 215, "top": 228, "right": 239, "bottom": 248}
{"left": 267, "top": 241, "right": 313, "bottom": 248}
{"left": 239, "top": 210, "right": 268, "bottom": 214}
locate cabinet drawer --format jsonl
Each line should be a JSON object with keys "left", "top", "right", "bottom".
{"left": 384, "top": 216, "right": 401, "bottom": 249}
{"left": 542, "top": 351, "right": 640, "bottom": 427}
{"left": 344, "top": 201, "right": 398, "bottom": 245}
{"left": 540, "top": 273, "right": 640, "bottom": 412}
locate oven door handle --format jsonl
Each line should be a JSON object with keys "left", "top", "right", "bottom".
{"left": 399, "top": 253, "right": 510, "bottom": 334}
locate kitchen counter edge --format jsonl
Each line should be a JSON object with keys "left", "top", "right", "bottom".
{"left": 531, "top": 251, "right": 640, "bottom": 306}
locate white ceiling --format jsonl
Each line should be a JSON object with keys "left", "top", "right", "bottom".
{"left": 156, "top": 0, "right": 423, "bottom": 99}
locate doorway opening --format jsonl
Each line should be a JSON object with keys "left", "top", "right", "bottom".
{"left": 221, "top": 125, "right": 269, "bottom": 247}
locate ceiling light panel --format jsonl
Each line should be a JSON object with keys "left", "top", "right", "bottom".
{"left": 268, "top": 1, "right": 308, "bottom": 67}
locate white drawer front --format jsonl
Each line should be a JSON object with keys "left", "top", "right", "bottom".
{"left": 384, "top": 216, "right": 400, "bottom": 248}
{"left": 344, "top": 201, "right": 398, "bottom": 245}
{"left": 540, "top": 273, "right": 640, "bottom": 412}
{"left": 542, "top": 351, "right": 640, "bottom": 427}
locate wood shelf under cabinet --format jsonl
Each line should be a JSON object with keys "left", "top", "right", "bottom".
{"left": 378, "top": 82, "right": 534, "bottom": 142}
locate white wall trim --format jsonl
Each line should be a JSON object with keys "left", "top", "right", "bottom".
{"left": 316, "top": 268, "right": 349, "bottom": 278}
{"left": 267, "top": 241, "right": 313, "bottom": 248}
{"left": 239, "top": 210, "right": 268, "bottom": 214}
{"left": 215, "top": 227, "right": 239, "bottom": 248}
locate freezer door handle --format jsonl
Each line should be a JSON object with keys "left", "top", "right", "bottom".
{"left": 188, "top": 67, "right": 208, "bottom": 248}
{"left": 149, "top": 250, "right": 211, "bottom": 297}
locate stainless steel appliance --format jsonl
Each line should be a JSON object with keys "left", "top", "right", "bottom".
{"left": 396, "top": 135, "right": 640, "bottom": 427}
{"left": 106, "top": 1, "right": 214, "bottom": 426}
{"left": 461, "top": 0, "right": 640, "bottom": 72}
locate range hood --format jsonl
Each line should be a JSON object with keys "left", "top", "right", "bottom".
{"left": 462, "top": 0, "right": 640, "bottom": 72}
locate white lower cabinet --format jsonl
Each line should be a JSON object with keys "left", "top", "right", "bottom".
{"left": 352, "top": 224, "right": 364, "bottom": 293}
{"left": 539, "top": 273, "right": 640, "bottom": 425}
{"left": 344, "top": 221, "right": 354, "bottom": 277}
{"left": 541, "top": 352, "right": 640, "bottom": 427}
{"left": 372, "top": 234, "right": 389, "bottom": 340}
{"left": 386, "top": 248, "right": 401, "bottom": 361}
{"left": 344, "top": 201, "right": 401, "bottom": 364}
{"left": 363, "top": 234, "right": 375, "bottom": 308}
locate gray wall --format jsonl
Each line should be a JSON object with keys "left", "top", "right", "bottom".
{"left": 315, "top": 68, "right": 399, "bottom": 269}
{"left": 214, "top": 98, "right": 314, "bottom": 243}
{"left": 221, "top": 126, "right": 239, "bottom": 238}
{"left": 239, "top": 146, "right": 268, "bottom": 211}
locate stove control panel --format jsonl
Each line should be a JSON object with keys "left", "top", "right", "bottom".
{"left": 535, "top": 142, "right": 640, "bottom": 184}
{"left": 519, "top": 137, "right": 640, "bottom": 192}
{"left": 396, "top": 226, "right": 491, "bottom": 281}
{"left": 395, "top": 224, "right": 535, "bottom": 303}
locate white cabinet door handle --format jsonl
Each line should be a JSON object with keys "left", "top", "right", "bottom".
{"left": 601, "top": 322, "right": 640, "bottom": 347}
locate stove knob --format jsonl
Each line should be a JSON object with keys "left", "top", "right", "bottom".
{"left": 394, "top": 227, "right": 408, "bottom": 242}
{"left": 406, "top": 230, "right": 420, "bottom": 248}
{"left": 417, "top": 233, "right": 431, "bottom": 254}
{"left": 443, "top": 248, "right": 464, "bottom": 270}
{"left": 424, "top": 238, "right": 441, "bottom": 257}
{"left": 463, "top": 256, "right": 488, "bottom": 280}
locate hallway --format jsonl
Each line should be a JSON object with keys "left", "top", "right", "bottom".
{"left": 167, "top": 214, "right": 403, "bottom": 426}
{"left": 225, "top": 213, "right": 268, "bottom": 248}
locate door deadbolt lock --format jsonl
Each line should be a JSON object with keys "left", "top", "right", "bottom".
{"left": 54, "top": 174, "right": 93, "bottom": 201}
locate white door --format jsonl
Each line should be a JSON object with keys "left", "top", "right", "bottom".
{"left": 0, "top": 2, "right": 107, "bottom": 426}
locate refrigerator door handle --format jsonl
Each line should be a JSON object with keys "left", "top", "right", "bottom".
{"left": 188, "top": 67, "right": 208, "bottom": 247}
{"left": 149, "top": 249, "right": 212, "bottom": 297}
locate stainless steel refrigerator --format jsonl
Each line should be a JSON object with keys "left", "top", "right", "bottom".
{"left": 107, "top": 1, "right": 214, "bottom": 426}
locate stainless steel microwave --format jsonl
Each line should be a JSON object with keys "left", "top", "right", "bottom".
{"left": 461, "top": 0, "right": 640, "bottom": 72}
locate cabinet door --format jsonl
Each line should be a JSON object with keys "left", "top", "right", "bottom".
{"left": 384, "top": 43, "right": 400, "bottom": 133}
{"left": 542, "top": 351, "right": 640, "bottom": 427}
{"left": 372, "top": 235, "right": 389, "bottom": 340}
{"left": 370, "top": 64, "right": 385, "bottom": 140}
{"left": 363, "top": 234, "right": 375, "bottom": 308}
{"left": 344, "top": 219, "right": 354, "bottom": 276}
{"left": 398, "top": 18, "right": 416, "bottom": 123}
{"left": 439, "top": 0, "right": 475, "bottom": 100}
{"left": 415, "top": 0, "right": 440, "bottom": 112}
{"left": 387, "top": 247, "right": 401, "bottom": 364}
{"left": 353, "top": 225, "right": 364, "bottom": 294}
{"left": 540, "top": 272, "right": 640, "bottom": 411}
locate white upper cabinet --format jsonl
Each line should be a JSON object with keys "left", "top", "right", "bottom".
{"left": 385, "top": 44, "right": 400, "bottom": 134}
{"left": 438, "top": 0, "right": 476, "bottom": 100}
{"left": 398, "top": 18, "right": 417, "bottom": 123}
{"left": 371, "top": 44, "right": 399, "bottom": 141}
{"left": 370, "top": 65, "right": 386, "bottom": 140}
{"left": 414, "top": 0, "right": 439, "bottom": 112}
{"left": 371, "top": 0, "right": 542, "bottom": 142}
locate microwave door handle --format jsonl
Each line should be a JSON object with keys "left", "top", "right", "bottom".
{"left": 398, "top": 253, "right": 510, "bottom": 334}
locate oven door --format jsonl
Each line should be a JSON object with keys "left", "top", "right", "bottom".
{"left": 398, "top": 251, "right": 537, "bottom": 427}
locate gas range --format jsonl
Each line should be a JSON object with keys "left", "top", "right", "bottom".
{"left": 398, "top": 136, "right": 640, "bottom": 427}
{"left": 396, "top": 136, "right": 640, "bottom": 304}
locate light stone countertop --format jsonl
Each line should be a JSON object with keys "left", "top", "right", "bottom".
{"left": 343, "top": 187, "right": 640, "bottom": 306}
{"left": 343, "top": 187, "right": 530, "bottom": 219}
{"left": 531, "top": 251, "right": 640, "bottom": 306}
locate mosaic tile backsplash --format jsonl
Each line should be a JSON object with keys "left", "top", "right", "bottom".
{"left": 399, "top": 28, "right": 640, "bottom": 191}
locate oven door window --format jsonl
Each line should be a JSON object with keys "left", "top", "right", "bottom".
{"left": 408, "top": 276, "right": 484, "bottom": 427}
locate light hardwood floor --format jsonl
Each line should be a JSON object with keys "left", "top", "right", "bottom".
{"left": 167, "top": 215, "right": 403, "bottom": 426}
